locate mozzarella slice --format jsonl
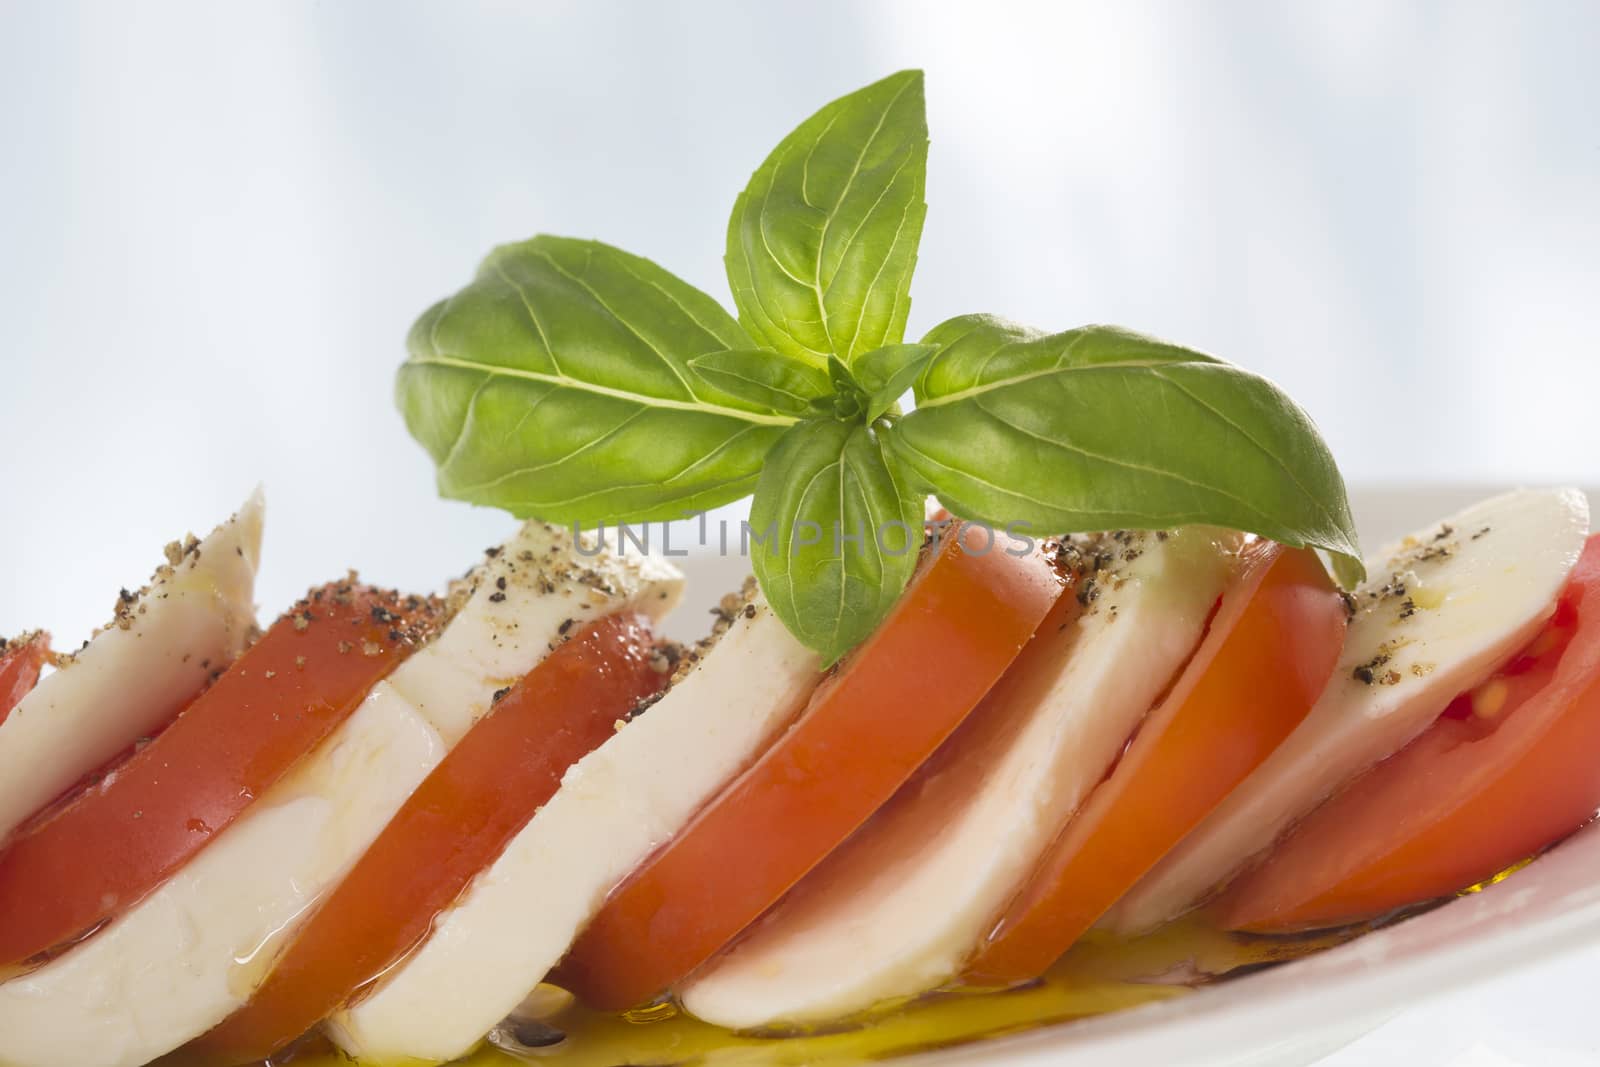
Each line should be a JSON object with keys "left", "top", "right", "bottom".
{"left": 681, "top": 529, "right": 1240, "bottom": 1029}
{"left": 0, "top": 521, "right": 681, "bottom": 1066}
{"left": 391, "top": 522, "right": 683, "bottom": 745}
{"left": 1105, "top": 487, "right": 1590, "bottom": 935}
{"left": 0, "top": 491, "right": 263, "bottom": 844}
{"left": 0, "top": 687, "right": 443, "bottom": 1067}
{"left": 328, "top": 593, "right": 821, "bottom": 1063}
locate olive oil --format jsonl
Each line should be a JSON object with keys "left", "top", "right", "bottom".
{"left": 270, "top": 918, "right": 1360, "bottom": 1067}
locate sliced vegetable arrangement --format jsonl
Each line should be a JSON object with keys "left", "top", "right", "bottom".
{"left": 1, "top": 72, "right": 1596, "bottom": 1067}
{"left": 554, "top": 521, "right": 1063, "bottom": 1012}
{"left": 1216, "top": 532, "right": 1600, "bottom": 933}
{"left": 0, "top": 580, "right": 441, "bottom": 970}
{"left": 963, "top": 541, "right": 1347, "bottom": 986}
{"left": 190, "top": 612, "right": 668, "bottom": 1064}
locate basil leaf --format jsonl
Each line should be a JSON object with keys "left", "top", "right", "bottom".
{"left": 726, "top": 70, "right": 928, "bottom": 368}
{"left": 894, "top": 315, "right": 1364, "bottom": 583}
{"left": 397, "top": 236, "right": 794, "bottom": 524}
{"left": 853, "top": 343, "right": 936, "bottom": 422}
{"left": 687, "top": 349, "right": 831, "bottom": 417}
{"left": 748, "top": 418, "right": 924, "bottom": 666}
{"left": 828, "top": 354, "right": 862, "bottom": 394}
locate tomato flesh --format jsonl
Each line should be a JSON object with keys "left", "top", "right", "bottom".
{"left": 964, "top": 542, "right": 1347, "bottom": 984}
{"left": 1216, "top": 534, "right": 1600, "bottom": 932}
{"left": 0, "top": 632, "right": 49, "bottom": 727}
{"left": 188, "top": 612, "right": 667, "bottom": 1064}
{"left": 0, "top": 582, "right": 441, "bottom": 968}
{"left": 555, "top": 522, "right": 1065, "bottom": 1011}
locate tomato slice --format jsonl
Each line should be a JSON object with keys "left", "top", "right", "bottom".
{"left": 963, "top": 542, "right": 1347, "bottom": 985}
{"left": 0, "top": 581, "right": 441, "bottom": 968}
{"left": 555, "top": 522, "right": 1065, "bottom": 1012}
{"left": 186, "top": 612, "right": 665, "bottom": 1063}
{"left": 1215, "top": 535, "right": 1600, "bottom": 933}
{"left": 0, "top": 632, "right": 49, "bottom": 727}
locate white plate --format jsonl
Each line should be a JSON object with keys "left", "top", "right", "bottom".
{"left": 659, "top": 487, "right": 1598, "bottom": 1067}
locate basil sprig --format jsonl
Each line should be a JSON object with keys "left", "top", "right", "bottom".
{"left": 398, "top": 71, "right": 1364, "bottom": 665}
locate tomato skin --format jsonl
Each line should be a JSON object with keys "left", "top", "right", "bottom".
{"left": 0, "top": 583, "right": 441, "bottom": 968}
{"left": 1216, "top": 535, "right": 1600, "bottom": 933}
{"left": 964, "top": 543, "right": 1347, "bottom": 985}
{"left": 0, "top": 633, "right": 49, "bottom": 727}
{"left": 187, "top": 613, "right": 666, "bottom": 1065}
{"left": 555, "top": 523, "right": 1065, "bottom": 1012}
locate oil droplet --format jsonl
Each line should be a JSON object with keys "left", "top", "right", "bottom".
{"left": 621, "top": 1000, "right": 680, "bottom": 1024}
{"left": 1460, "top": 855, "right": 1537, "bottom": 895}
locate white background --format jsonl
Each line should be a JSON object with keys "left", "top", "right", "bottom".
{"left": 2, "top": 3, "right": 1597, "bottom": 1063}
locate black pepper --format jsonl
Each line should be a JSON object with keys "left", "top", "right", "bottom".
{"left": 1353, "top": 650, "right": 1393, "bottom": 685}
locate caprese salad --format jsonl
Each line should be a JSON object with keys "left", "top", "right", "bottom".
{"left": 5, "top": 70, "right": 1596, "bottom": 1067}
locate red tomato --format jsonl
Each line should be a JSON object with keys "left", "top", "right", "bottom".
{"left": 0, "top": 632, "right": 49, "bottom": 727}
{"left": 188, "top": 613, "right": 667, "bottom": 1064}
{"left": 0, "top": 581, "right": 442, "bottom": 968}
{"left": 1217, "top": 534, "right": 1600, "bottom": 932}
{"left": 964, "top": 542, "right": 1347, "bottom": 985}
{"left": 555, "top": 522, "right": 1065, "bottom": 1012}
